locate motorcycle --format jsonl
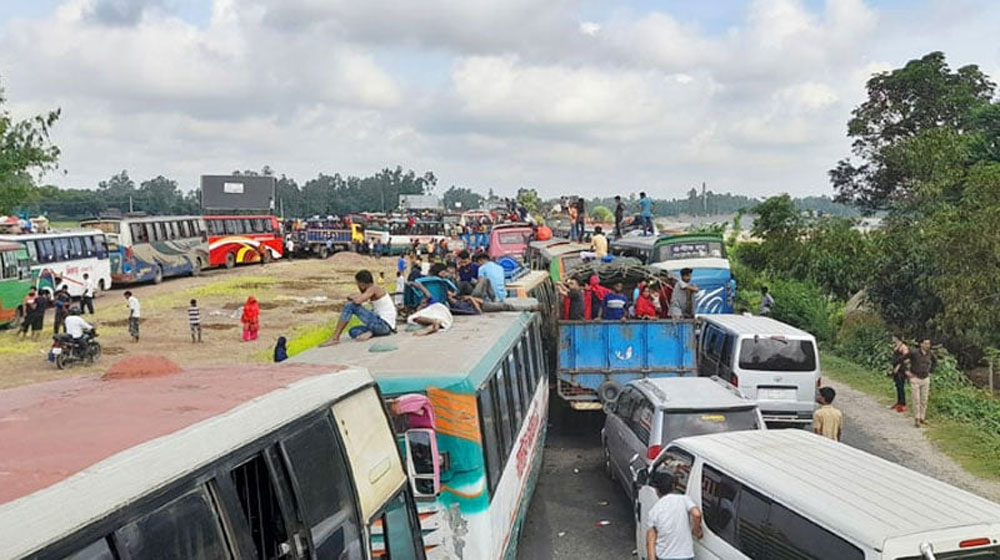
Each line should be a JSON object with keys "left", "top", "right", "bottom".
{"left": 49, "top": 328, "right": 102, "bottom": 369}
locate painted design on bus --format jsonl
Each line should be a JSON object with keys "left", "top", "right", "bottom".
{"left": 82, "top": 217, "right": 209, "bottom": 284}
{"left": 119, "top": 239, "right": 209, "bottom": 283}
{"left": 204, "top": 216, "right": 283, "bottom": 268}
{"left": 0, "top": 242, "right": 31, "bottom": 327}
{"left": 0, "top": 231, "right": 113, "bottom": 297}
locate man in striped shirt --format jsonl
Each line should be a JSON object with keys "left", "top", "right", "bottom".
{"left": 188, "top": 299, "right": 202, "bottom": 343}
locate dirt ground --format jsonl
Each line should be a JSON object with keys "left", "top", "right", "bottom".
{"left": 0, "top": 252, "right": 396, "bottom": 389}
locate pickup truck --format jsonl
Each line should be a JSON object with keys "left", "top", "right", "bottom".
{"left": 293, "top": 224, "right": 363, "bottom": 258}
{"left": 556, "top": 319, "right": 697, "bottom": 410}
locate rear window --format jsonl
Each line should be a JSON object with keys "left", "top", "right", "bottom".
{"left": 498, "top": 232, "right": 529, "bottom": 245}
{"left": 738, "top": 338, "right": 817, "bottom": 372}
{"left": 897, "top": 548, "right": 1000, "bottom": 559}
{"left": 660, "top": 408, "right": 760, "bottom": 443}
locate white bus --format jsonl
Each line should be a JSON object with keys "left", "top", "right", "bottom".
{"left": 292, "top": 311, "right": 549, "bottom": 560}
{"left": 0, "top": 362, "right": 428, "bottom": 560}
{"left": 0, "top": 230, "right": 112, "bottom": 297}
{"left": 634, "top": 429, "right": 1000, "bottom": 560}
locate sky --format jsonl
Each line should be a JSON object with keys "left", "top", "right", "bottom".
{"left": 2, "top": 0, "right": 999, "bottom": 199}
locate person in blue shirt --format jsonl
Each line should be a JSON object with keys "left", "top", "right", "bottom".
{"left": 638, "top": 191, "right": 654, "bottom": 235}
{"left": 472, "top": 253, "right": 507, "bottom": 302}
{"left": 397, "top": 254, "right": 408, "bottom": 275}
{"left": 602, "top": 282, "right": 629, "bottom": 321}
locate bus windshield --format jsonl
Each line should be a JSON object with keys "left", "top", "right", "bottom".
{"left": 738, "top": 338, "right": 817, "bottom": 372}
{"left": 655, "top": 241, "right": 725, "bottom": 262}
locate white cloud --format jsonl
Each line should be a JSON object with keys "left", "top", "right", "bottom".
{"left": 0, "top": 0, "right": 997, "bottom": 199}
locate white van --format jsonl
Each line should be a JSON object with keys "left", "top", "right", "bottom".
{"left": 634, "top": 430, "right": 1000, "bottom": 560}
{"left": 698, "top": 315, "right": 819, "bottom": 425}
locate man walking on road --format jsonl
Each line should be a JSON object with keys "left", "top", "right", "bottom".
{"left": 813, "top": 387, "right": 843, "bottom": 441}
{"left": 909, "top": 338, "right": 937, "bottom": 428}
{"left": 81, "top": 273, "right": 96, "bottom": 315}
{"left": 646, "top": 471, "right": 702, "bottom": 560}
{"left": 124, "top": 291, "right": 141, "bottom": 342}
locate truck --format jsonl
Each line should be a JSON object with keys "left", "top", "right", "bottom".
{"left": 556, "top": 319, "right": 697, "bottom": 410}
{"left": 292, "top": 220, "right": 364, "bottom": 258}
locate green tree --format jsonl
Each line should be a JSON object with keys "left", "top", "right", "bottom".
{"left": 831, "top": 52, "right": 996, "bottom": 210}
{"left": 0, "top": 81, "right": 61, "bottom": 214}
{"left": 751, "top": 194, "right": 803, "bottom": 241}
{"left": 441, "top": 186, "right": 482, "bottom": 211}
{"left": 590, "top": 205, "right": 613, "bottom": 222}
{"left": 516, "top": 187, "right": 541, "bottom": 214}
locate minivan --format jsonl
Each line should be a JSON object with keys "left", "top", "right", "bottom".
{"left": 698, "top": 314, "right": 819, "bottom": 425}
{"left": 602, "top": 377, "right": 765, "bottom": 499}
{"left": 633, "top": 430, "right": 1000, "bottom": 560}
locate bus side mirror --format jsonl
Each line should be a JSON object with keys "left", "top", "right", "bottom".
{"left": 404, "top": 428, "right": 440, "bottom": 498}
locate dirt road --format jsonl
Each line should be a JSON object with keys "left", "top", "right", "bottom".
{"left": 0, "top": 253, "right": 396, "bottom": 389}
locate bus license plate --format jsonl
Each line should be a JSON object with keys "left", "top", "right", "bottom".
{"left": 758, "top": 388, "right": 795, "bottom": 400}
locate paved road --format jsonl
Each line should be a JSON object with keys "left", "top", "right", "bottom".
{"left": 517, "top": 399, "right": 889, "bottom": 559}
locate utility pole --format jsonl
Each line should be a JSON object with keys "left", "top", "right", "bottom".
{"left": 702, "top": 182, "right": 707, "bottom": 215}
{"left": 129, "top": 195, "right": 134, "bottom": 214}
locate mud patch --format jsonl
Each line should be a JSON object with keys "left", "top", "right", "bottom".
{"left": 102, "top": 318, "right": 133, "bottom": 327}
{"left": 296, "top": 302, "right": 344, "bottom": 314}
{"left": 222, "top": 301, "right": 285, "bottom": 311}
{"left": 203, "top": 323, "right": 237, "bottom": 330}
{"left": 103, "top": 346, "right": 126, "bottom": 356}
{"left": 104, "top": 354, "right": 181, "bottom": 379}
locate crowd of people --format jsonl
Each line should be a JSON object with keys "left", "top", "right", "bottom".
{"left": 555, "top": 267, "right": 700, "bottom": 322}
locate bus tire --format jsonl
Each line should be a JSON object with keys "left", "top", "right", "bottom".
{"left": 260, "top": 250, "right": 271, "bottom": 264}
{"left": 318, "top": 246, "right": 329, "bottom": 260}
{"left": 153, "top": 266, "right": 163, "bottom": 285}
{"left": 225, "top": 252, "right": 236, "bottom": 270}
{"left": 192, "top": 258, "right": 203, "bottom": 277}
{"left": 598, "top": 379, "right": 623, "bottom": 404}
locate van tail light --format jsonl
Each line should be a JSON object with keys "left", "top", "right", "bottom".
{"left": 731, "top": 374, "right": 739, "bottom": 388}
{"left": 960, "top": 538, "right": 991, "bottom": 548}
{"left": 647, "top": 445, "right": 662, "bottom": 460}
{"left": 817, "top": 377, "right": 822, "bottom": 389}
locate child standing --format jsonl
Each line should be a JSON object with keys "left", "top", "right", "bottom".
{"left": 241, "top": 295, "right": 260, "bottom": 342}
{"left": 188, "top": 299, "right": 202, "bottom": 343}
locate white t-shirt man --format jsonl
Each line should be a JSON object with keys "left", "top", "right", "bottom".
{"left": 64, "top": 315, "right": 93, "bottom": 339}
{"left": 669, "top": 280, "right": 694, "bottom": 319}
{"left": 647, "top": 494, "right": 698, "bottom": 560}
{"left": 406, "top": 302, "right": 453, "bottom": 331}
{"left": 127, "top": 295, "right": 141, "bottom": 318}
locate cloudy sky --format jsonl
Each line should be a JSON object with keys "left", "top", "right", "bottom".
{"left": 1, "top": 0, "right": 998, "bottom": 199}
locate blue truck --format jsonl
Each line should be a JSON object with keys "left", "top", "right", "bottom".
{"left": 556, "top": 320, "right": 697, "bottom": 410}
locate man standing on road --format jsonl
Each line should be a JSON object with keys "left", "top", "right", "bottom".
{"left": 638, "top": 192, "right": 654, "bottom": 236}
{"left": 909, "top": 338, "right": 937, "bottom": 428}
{"left": 813, "top": 387, "right": 843, "bottom": 441}
{"left": 669, "top": 268, "right": 698, "bottom": 319}
{"left": 124, "top": 291, "right": 141, "bottom": 343}
{"left": 646, "top": 471, "right": 703, "bottom": 560}
{"left": 81, "top": 273, "right": 96, "bottom": 315}
{"left": 614, "top": 195, "right": 626, "bottom": 238}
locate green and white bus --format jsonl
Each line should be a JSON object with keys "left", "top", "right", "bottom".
{"left": 293, "top": 311, "right": 549, "bottom": 560}
{"left": 0, "top": 230, "right": 112, "bottom": 297}
{"left": 0, "top": 242, "right": 32, "bottom": 328}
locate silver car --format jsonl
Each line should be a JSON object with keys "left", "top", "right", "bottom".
{"left": 601, "top": 376, "right": 766, "bottom": 499}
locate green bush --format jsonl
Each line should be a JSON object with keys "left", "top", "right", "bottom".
{"left": 767, "top": 278, "right": 840, "bottom": 342}
{"left": 836, "top": 312, "right": 893, "bottom": 372}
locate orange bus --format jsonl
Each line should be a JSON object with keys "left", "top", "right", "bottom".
{"left": 204, "top": 214, "right": 283, "bottom": 268}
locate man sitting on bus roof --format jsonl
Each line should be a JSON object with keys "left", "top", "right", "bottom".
{"left": 472, "top": 253, "right": 507, "bottom": 303}
{"left": 322, "top": 270, "right": 397, "bottom": 345}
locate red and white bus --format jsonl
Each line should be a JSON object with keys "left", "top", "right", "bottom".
{"left": 203, "top": 215, "right": 283, "bottom": 268}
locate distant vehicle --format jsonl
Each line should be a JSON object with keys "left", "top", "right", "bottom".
{"left": 0, "top": 363, "right": 428, "bottom": 560}
{"left": 0, "top": 230, "right": 113, "bottom": 296}
{"left": 487, "top": 223, "right": 534, "bottom": 260}
{"left": 526, "top": 239, "right": 590, "bottom": 282}
{"left": 204, "top": 214, "right": 283, "bottom": 268}
{"left": 291, "top": 218, "right": 363, "bottom": 258}
{"left": 557, "top": 319, "right": 698, "bottom": 409}
{"left": 632, "top": 430, "right": 1000, "bottom": 560}
{"left": 292, "top": 311, "right": 549, "bottom": 560}
{"left": 377, "top": 219, "right": 449, "bottom": 255}
{"left": 699, "top": 314, "right": 820, "bottom": 426}
{"left": 0, "top": 241, "right": 31, "bottom": 327}
{"left": 81, "top": 215, "right": 208, "bottom": 284}
{"left": 601, "top": 377, "right": 764, "bottom": 500}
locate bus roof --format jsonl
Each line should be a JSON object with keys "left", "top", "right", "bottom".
{"left": 674, "top": 430, "right": 1000, "bottom": 551}
{"left": 0, "top": 363, "right": 370, "bottom": 557}
{"left": 0, "top": 241, "right": 23, "bottom": 252}
{"left": 80, "top": 215, "right": 202, "bottom": 224}
{"left": 506, "top": 270, "right": 550, "bottom": 295}
{"left": 654, "top": 232, "right": 724, "bottom": 244}
{"left": 0, "top": 230, "right": 102, "bottom": 240}
{"left": 539, "top": 241, "right": 589, "bottom": 259}
{"left": 610, "top": 235, "right": 662, "bottom": 250}
{"left": 699, "top": 314, "right": 814, "bottom": 339}
{"left": 290, "top": 312, "right": 534, "bottom": 394}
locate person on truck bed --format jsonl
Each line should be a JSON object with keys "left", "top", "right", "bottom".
{"left": 669, "top": 268, "right": 698, "bottom": 319}
{"left": 558, "top": 278, "right": 587, "bottom": 321}
{"left": 602, "top": 282, "right": 629, "bottom": 321}
{"left": 635, "top": 283, "right": 659, "bottom": 319}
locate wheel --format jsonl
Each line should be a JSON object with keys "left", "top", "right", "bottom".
{"left": 192, "top": 258, "right": 203, "bottom": 276}
{"left": 87, "top": 342, "right": 102, "bottom": 364}
{"left": 55, "top": 352, "right": 69, "bottom": 370}
{"left": 153, "top": 266, "right": 163, "bottom": 284}
{"left": 260, "top": 250, "right": 271, "bottom": 264}
{"left": 318, "top": 246, "right": 329, "bottom": 259}
{"left": 225, "top": 252, "right": 236, "bottom": 270}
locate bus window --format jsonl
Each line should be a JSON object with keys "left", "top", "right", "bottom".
{"left": 493, "top": 370, "right": 514, "bottom": 458}
{"left": 25, "top": 240, "right": 39, "bottom": 264}
{"left": 96, "top": 236, "right": 110, "bottom": 258}
{"left": 82, "top": 235, "right": 95, "bottom": 257}
{"left": 168, "top": 221, "right": 179, "bottom": 240}
{"left": 1, "top": 251, "right": 15, "bottom": 280}
{"left": 280, "top": 416, "right": 362, "bottom": 560}
{"left": 65, "top": 537, "right": 115, "bottom": 560}
{"left": 131, "top": 223, "right": 148, "bottom": 244}
{"left": 242, "top": 219, "right": 254, "bottom": 234}
{"left": 178, "top": 220, "right": 189, "bottom": 238}
{"left": 157, "top": 223, "right": 168, "bottom": 241}
{"left": 54, "top": 238, "right": 71, "bottom": 261}
{"left": 504, "top": 355, "right": 523, "bottom": 427}
{"left": 70, "top": 236, "right": 84, "bottom": 258}
{"left": 225, "top": 220, "right": 240, "bottom": 235}
{"left": 115, "top": 486, "right": 231, "bottom": 559}
{"left": 143, "top": 223, "right": 157, "bottom": 243}
{"left": 193, "top": 220, "right": 204, "bottom": 236}
{"left": 230, "top": 454, "right": 291, "bottom": 560}
{"left": 477, "top": 383, "right": 503, "bottom": 493}
{"left": 374, "top": 492, "right": 423, "bottom": 560}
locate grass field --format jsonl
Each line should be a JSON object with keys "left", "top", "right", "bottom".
{"left": 822, "top": 353, "right": 1000, "bottom": 481}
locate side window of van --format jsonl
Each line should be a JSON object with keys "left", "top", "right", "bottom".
{"left": 702, "top": 465, "right": 740, "bottom": 544}
{"left": 720, "top": 334, "right": 735, "bottom": 367}
{"left": 116, "top": 486, "right": 231, "bottom": 559}
{"left": 281, "top": 416, "right": 363, "bottom": 560}
{"left": 628, "top": 398, "right": 654, "bottom": 445}
{"left": 65, "top": 538, "right": 115, "bottom": 560}
{"left": 769, "top": 503, "right": 864, "bottom": 560}
{"left": 654, "top": 447, "right": 694, "bottom": 492}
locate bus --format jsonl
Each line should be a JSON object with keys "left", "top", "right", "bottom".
{"left": 204, "top": 214, "right": 283, "bottom": 268}
{"left": 526, "top": 239, "right": 589, "bottom": 283}
{"left": 0, "top": 230, "right": 113, "bottom": 297}
{"left": 81, "top": 215, "right": 209, "bottom": 284}
{"left": 646, "top": 233, "right": 735, "bottom": 314}
{"left": 292, "top": 312, "right": 549, "bottom": 560}
{"left": 0, "top": 242, "right": 31, "bottom": 327}
{"left": 0, "top": 362, "right": 428, "bottom": 560}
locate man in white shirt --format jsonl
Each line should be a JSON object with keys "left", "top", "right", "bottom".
{"left": 81, "top": 273, "right": 96, "bottom": 314}
{"left": 124, "top": 291, "right": 141, "bottom": 342}
{"left": 646, "top": 471, "right": 703, "bottom": 560}
{"left": 63, "top": 307, "right": 93, "bottom": 340}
